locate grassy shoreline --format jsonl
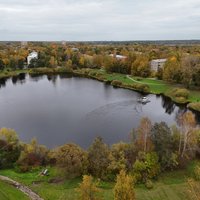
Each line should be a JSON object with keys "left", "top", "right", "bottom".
{"left": 0, "top": 68, "right": 200, "bottom": 112}
{"left": 73, "top": 68, "right": 200, "bottom": 111}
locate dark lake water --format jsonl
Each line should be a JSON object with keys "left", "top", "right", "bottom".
{"left": 0, "top": 74, "right": 199, "bottom": 148}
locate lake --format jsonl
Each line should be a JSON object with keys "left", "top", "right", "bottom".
{"left": 0, "top": 73, "right": 199, "bottom": 148}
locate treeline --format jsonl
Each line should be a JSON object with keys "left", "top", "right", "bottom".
{"left": 161, "top": 55, "right": 200, "bottom": 88}
{"left": 0, "top": 112, "right": 199, "bottom": 183}
{"left": 0, "top": 43, "right": 200, "bottom": 88}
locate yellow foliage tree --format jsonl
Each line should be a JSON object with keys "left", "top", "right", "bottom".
{"left": 114, "top": 170, "right": 135, "bottom": 200}
{"left": 77, "top": 175, "right": 101, "bottom": 200}
{"left": 187, "top": 178, "right": 200, "bottom": 200}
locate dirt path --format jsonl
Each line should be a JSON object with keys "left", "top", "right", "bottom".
{"left": 126, "top": 75, "right": 165, "bottom": 85}
{"left": 0, "top": 175, "right": 44, "bottom": 200}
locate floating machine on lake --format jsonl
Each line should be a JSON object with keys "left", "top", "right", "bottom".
{"left": 137, "top": 97, "right": 150, "bottom": 104}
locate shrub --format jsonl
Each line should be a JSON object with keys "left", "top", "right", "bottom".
{"left": 89, "top": 71, "right": 97, "bottom": 76}
{"left": 188, "top": 102, "right": 200, "bottom": 112}
{"left": 145, "top": 179, "right": 154, "bottom": 189}
{"left": 127, "top": 83, "right": 150, "bottom": 93}
{"left": 171, "top": 88, "right": 190, "bottom": 99}
{"left": 166, "top": 88, "right": 190, "bottom": 103}
{"left": 111, "top": 80, "right": 123, "bottom": 87}
{"left": 194, "top": 165, "right": 200, "bottom": 181}
{"left": 174, "top": 88, "right": 189, "bottom": 98}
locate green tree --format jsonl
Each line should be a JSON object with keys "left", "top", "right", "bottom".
{"left": 151, "top": 122, "right": 178, "bottom": 170}
{"left": 88, "top": 137, "right": 111, "bottom": 179}
{"left": 114, "top": 170, "right": 135, "bottom": 200}
{"left": 132, "top": 152, "right": 160, "bottom": 183}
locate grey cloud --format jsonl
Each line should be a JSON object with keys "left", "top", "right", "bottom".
{"left": 0, "top": 0, "right": 200, "bottom": 41}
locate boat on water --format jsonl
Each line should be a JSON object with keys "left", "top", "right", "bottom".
{"left": 137, "top": 96, "right": 150, "bottom": 104}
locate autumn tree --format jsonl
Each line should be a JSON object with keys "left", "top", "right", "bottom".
{"left": 51, "top": 143, "right": 88, "bottom": 177}
{"left": 49, "top": 56, "right": 57, "bottom": 67}
{"left": 109, "top": 142, "right": 131, "bottom": 174}
{"left": 0, "top": 59, "right": 5, "bottom": 71}
{"left": 177, "top": 111, "right": 198, "bottom": 158}
{"left": 93, "top": 55, "right": 103, "bottom": 68}
{"left": 88, "top": 137, "right": 111, "bottom": 179}
{"left": 17, "top": 138, "right": 48, "bottom": 172}
{"left": 187, "top": 179, "right": 200, "bottom": 200}
{"left": 0, "top": 128, "right": 21, "bottom": 169}
{"left": 131, "top": 55, "right": 150, "bottom": 77}
{"left": 77, "top": 175, "right": 102, "bottom": 200}
{"left": 136, "top": 117, "right": 153, "bottom": 153}
{"left": 163, "top": 57, "right": 181, "bottom": 83}
{"left": 181, "top": 55, "right": 200, "bottom": 88}
{"left": 114, "top": 170, "right": 135, "bottom": 200}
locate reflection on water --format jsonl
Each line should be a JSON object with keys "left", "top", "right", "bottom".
{"left": 0, "top": 74, "right": 199, "bottom": 148}
{"left": 12, "top": 73, "right": 26, "bottom": 85}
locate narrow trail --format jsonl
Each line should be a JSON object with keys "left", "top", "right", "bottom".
{"left": 0, "top": 175, "right": 43, "bottom": 200}
{"left": 126, "top": 75, "right": 165, "bottom": 85}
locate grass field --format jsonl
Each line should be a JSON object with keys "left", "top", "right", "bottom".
{"left": 0, "top": 161, "right": 199, "bottom": 200}
{"left": 0, "top": 180, "right": 29, "bottom": 200}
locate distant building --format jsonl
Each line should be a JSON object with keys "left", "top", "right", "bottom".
{"left": 109, "top": 54, "right": 127, "bottom": 60}
{"left": 21, "top": 41, "right": 28, "bottom": 47}
{"left": 61, "top": 40, "right": 66, "bottom": 46}
{"left": 150, "top": 59, "right": 167, "bottom": 72}
{"left": 27, "top": 51, "right": 38, "bottom": 65}
{"left": 71, "top": 47, "right": 79, "bottom": 52}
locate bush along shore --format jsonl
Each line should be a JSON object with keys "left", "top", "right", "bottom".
{"left": 0, "top": 67, "right": 200, "bottom": 112}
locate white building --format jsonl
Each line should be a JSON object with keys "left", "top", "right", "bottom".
{"left": 109, "top": 54, "right": 127, "bottom": 60}
{"left": 150, "top": 59, "right": 167, "bottom": 72}
{"left": 27, "top": 51, "right": 38, "bottom": 65}
{"left": 71, "top": 47, "right": 79, "bottom": 52}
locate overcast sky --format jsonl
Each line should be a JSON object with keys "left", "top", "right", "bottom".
{"left": 0, "top": 0, "right": 200, "bottom": 41}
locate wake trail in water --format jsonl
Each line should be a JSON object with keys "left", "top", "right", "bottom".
{"left": 84, "top": 99, "right": 144, "bottom": 121}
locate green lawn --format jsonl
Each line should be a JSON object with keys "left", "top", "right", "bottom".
{"left": 0, "top": 180, "right": 29, "bottom": 200}
{"left": 1, "top": 162, "right": 199, "bottom": 200}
